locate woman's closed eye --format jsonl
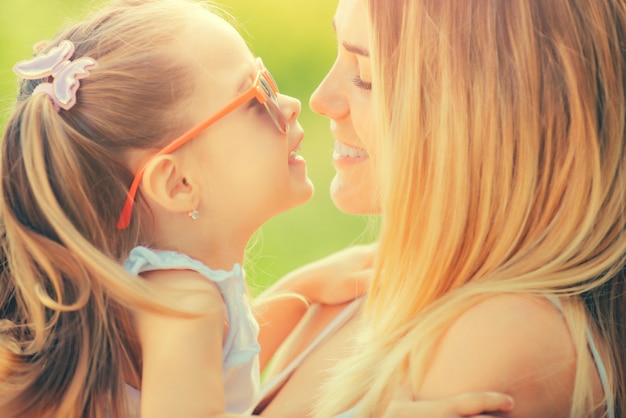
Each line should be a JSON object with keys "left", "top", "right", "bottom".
{"left": 352, "top": 75, "right": 372, "bottom": 91}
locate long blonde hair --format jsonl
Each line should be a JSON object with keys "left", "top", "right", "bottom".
{"left": 0, "top": 0, "right": 224, "bottom": 416}
{"left": 316, "top": 0, "right": 626, "bottom": 416}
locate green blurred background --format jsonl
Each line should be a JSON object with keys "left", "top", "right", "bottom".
{"left": 0, "top": 0, "right": 376, "bottom": 293}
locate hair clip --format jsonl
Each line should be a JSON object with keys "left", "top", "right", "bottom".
{"left": 33, "top": 40, "right": 50, "bottom": 53}
{"left": 13, "top": 40, "right": 97, "bottom": 111}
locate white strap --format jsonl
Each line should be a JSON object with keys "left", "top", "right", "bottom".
{"left": 544, "top": 295, "right": 614, "bottom": 418}
{"left": 257, "top": 298, "right": 363, "bottom": 402}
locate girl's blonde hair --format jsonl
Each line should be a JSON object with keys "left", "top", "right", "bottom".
{"left": 316, "top": 0, "right": 626, "bottom": 416}
{"left": 0, "top": 0, "right": 224, "bottom": 416}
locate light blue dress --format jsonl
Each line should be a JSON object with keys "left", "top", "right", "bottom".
{"left": 336, "top": 296, "right": 614, "bottom": 418}
{"left": 124, "top": 246, "right": 260, "bottom": 415}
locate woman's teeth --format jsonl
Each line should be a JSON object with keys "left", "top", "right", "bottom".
{"left": 333, "top": 141, "right": 368, "bottom": 158}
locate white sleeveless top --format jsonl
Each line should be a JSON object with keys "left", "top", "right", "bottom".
{"left": 124, "top": 246, "right": 260, "bottom": 415}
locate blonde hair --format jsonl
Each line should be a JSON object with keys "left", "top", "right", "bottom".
{"left": 0, "top": 0, "right": 226, "bottom": 416}
{"left": 316, "top": 0, "right": 626, "bottom": 417}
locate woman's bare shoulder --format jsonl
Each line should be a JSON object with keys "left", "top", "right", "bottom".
{"left": 417, "top": 294, "right": 577, "bottom": 417}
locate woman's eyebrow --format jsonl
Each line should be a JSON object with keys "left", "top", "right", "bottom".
{"left": 332, "top": 18, "right": 370, "bottom": 57}
{"left": 343, "top": 42, "right": 370, "bottom": 57}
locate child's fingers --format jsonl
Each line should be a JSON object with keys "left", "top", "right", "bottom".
{"left": 383, "top": 388, "right": 513, "bottom": 418}
{"left": 359, "top": 242, "right": 378, "bottom": 268}
{"left": 451, "top": 392, "right": 514, "bottom": 415}
{"left": 471, "top": 415, "right": 506, "bottom": 418}
{"left": 348, "top": 267, "right": 373, "bottom": 293}
{"left": 324, "top": 269, "right": 371, "bottom": 304}
{"left": 390, "top": 384, "right": 413, "bottom": 401}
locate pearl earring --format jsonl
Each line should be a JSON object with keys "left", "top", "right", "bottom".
{"left": 187, "top": 209, "right": 199, "bottom": 220}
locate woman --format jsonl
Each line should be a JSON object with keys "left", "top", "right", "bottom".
{"left": 264, "top": 0, "right": 626, "bottom": 417}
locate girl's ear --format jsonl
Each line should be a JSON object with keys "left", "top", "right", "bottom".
{"left": 141, "top": 155, "right": 197, "bottom": 213}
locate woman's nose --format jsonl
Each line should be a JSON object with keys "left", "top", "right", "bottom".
{"left": 309, "top": 65, "right": 348, "bottom": 119}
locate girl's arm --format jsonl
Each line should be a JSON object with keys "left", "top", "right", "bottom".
{"left": 218, "top": 389, "right": 514, "bottom": 418}
{"left": 382, "top": 389, "right": 514, "bottom": 418}
{"left": 254, "top": 243, "right": 375, "bottom": 369}
{"left": 256, "top": 300, "right": 514, "bottom": 418}
{"left": 134, "top": 269, "right": 228, "bottom": 418}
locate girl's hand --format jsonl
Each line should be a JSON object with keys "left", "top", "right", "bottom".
{"left": 257, "top": 243, "right": 377, "bottom": 305}
{"left": 268, "top": 242, "right": 377, "bottom": 305}
{"left": 383, "top": 386, "right": 514, "bottom": 418}
{"left": 254, "top": 243, "right": 376, "bottom": 369}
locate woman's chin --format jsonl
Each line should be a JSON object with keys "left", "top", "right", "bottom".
{"left": 330, "top": 175, "right": 379, "bottom": 215}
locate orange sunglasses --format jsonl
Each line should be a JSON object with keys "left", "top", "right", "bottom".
{"left": 116, "top": 57, "right": 288, "bottom": 229}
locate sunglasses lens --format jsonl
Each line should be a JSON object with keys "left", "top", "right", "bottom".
{"left": 259, "top": 75, "right": 288, "bottom": 134}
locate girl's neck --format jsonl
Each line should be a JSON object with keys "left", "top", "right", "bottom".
{"left": 150, "top": 229, "right": 248, "bottom": 271}
{"left": 185, "top": 245, "right": 245, "bottom": 271}
{"left": 151, "top": 214, "right": 253, "bottom": 271}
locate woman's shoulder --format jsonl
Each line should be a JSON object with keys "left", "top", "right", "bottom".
{"left": 418, "top": 293, "right": 577, "bottom": 417}
{"left": 448, "top": 293, "right": 567, "bottom": 337}
{"left": 432, "top": 293, "right": 576, "bottom": 377}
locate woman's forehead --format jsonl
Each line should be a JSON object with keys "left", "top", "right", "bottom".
{"left": 333, "top": 0, "right": 369, "bottom": 48}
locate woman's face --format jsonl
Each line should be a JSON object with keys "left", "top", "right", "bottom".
{"left": 310, "top": 0, "right": 380, "bottom": 214}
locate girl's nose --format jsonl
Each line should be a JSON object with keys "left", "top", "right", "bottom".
{"left": 280, "top": 94, "right": 301, "bottom": 125}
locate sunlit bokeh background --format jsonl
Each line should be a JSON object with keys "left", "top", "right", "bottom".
{"left": 0, "top": 0, "right": 376, "bottom": 293}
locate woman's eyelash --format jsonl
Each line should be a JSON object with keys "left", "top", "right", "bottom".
{"left": 352, "top": 76, "right": 372, "bottom": 91}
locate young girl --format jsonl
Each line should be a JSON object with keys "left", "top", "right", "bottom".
{"left": 0, "top": 0, "right": 325, "bottom": 415}
{"left": 0, "top": 0, "right": 515, "bottom": 417}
